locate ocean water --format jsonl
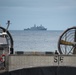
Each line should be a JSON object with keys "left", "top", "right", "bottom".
{"left": 10, "top": 30, "right": 63, "bottom": 52}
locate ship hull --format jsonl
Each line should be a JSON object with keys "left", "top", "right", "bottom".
{"left": 24, "top": 29, "right": 47, "bottom": 31}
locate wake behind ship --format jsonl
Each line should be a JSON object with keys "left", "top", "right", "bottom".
{"left": 24, "top": 24, "right": 47, "bottom": 30}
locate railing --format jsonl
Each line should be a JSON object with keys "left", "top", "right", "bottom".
{"left": 1, "top": 54, "right": 76, "bottom": 72}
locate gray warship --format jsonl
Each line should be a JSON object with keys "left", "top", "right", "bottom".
{"left": 24, "top": 24, "right": 47, "bottom": 30}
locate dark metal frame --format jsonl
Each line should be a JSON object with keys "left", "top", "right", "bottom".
{"left": 58, "top": 26, "right": 76, "bottom": 54}
{"left": 0, "top": 26, "right": 14, "bottom": 54}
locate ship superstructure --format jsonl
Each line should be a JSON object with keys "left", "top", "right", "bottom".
{"left": 24, "top": 24, "right": 47, "bottom": 30}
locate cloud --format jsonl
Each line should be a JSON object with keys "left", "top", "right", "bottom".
{"left": 0, "top": 0, "right": 76, "bottom": 8}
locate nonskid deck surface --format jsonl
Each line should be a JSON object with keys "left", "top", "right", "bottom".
{"left": 0, "top": 66, "right": 76, "bottom": 75}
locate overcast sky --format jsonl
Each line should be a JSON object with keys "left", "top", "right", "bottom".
{"left": 0, "top": 0, "right": 76, "bottom": 30}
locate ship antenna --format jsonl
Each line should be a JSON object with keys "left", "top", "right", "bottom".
{"left": 6, "top": 20, "right": 11, "bottom": 30}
